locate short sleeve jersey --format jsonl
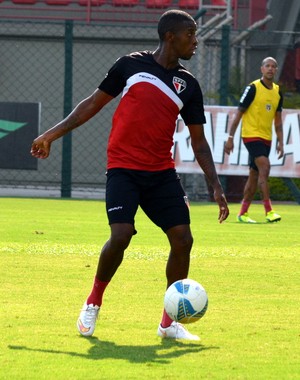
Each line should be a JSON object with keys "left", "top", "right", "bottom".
{"left": 99, "top": 50, "right": 206, "bottom": 171}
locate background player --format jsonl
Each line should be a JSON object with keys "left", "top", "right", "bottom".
{"left": 225, "top": 57, "right": 284, "bottom": 223}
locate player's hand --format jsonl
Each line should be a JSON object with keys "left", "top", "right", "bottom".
{"left": 224, "top": 139, "right": 234, "bottom": 155}
{"left": 214, "top": 190, "right": 229, "bottom": 223}
{"left": 31, "top": 136, "right": 51, "bottom": 159}
{"left": 277, "top": 142, "right": 284, "bottom": 159}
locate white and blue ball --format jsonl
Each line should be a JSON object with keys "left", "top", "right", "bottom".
{"left": 164, "top": 278, "right": 208, "bottom": 324}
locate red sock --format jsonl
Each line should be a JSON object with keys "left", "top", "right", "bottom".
{"left": 86, "top": 277, "right": 109, "bottom": 307}
{"left": 263, "top": 199, "right": 272, "bottom": 214}
{"left": 239, "top": 200, "right": 251, "bottom": 216}
{"left": 160, "top": 309, "right": 174, "bottom": 328}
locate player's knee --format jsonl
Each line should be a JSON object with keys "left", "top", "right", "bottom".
{"left": 110, "top": 229, "right": 133, "bottom": 250}
{"left": 174, "top": 232, "right": 193, "bottom": 252}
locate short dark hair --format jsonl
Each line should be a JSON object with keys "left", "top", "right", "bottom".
{"left": 157, "top": 10, "right": 195, "bottom": 41}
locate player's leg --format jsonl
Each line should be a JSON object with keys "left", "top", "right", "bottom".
{"left": 254, "top": 155, "right": 270, "bottom": 201}
{"left": 157, "top": 223, "right": 200, "bottom": 340}
{"left": 238, "top": 142, "right": 261, "bottom": 223}
{"left": 140, "top": 171, "right": 192, "bottom": 283}
{"left": 77, "top": 169, "right": 139, "bottom": 336}
{"left": 140, "top": 169, "right": 199, "bottom": 340}
{"left": 95, "top": 223, "right": 135, "bottom": 282}
{"left": 254, "top": 155, "right": 281, "bottom": 222}
{"left": 83, "top": 222, "right": 134, "bottom": 307}
{"left": 165, "top": 224, "right": 193, "bottom": 288}
{"left": 237, "top": 167, "right": 258, "bottom": 223}
{"left": 140, "top": 170, "right": 192, "bottom": 283}
{"left": 158, "top": 224, "right": 199, "bottom": 340}
{"left": 243, "top": 167, "right": 259, "bottom": 202}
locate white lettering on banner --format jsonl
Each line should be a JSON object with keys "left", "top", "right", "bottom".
{"left": 206, "top": 111, "right": 228, "bottom": 163}
{"left": 283, "top": 113, "right": 300, "bottom": 163}
{"left": 269, "top": 113, "right": 300, "bottom": 166}
{"left": 173, "top": 107, "right": 300, "bottom": 178}
{"left": 173, "top": 118, "right": 195, "bottom": 161}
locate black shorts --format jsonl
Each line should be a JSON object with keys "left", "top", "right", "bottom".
{"left": 105, "top": 168, "right": 190, "bottom": 232}
{"left": 244, "top": 140, "right": 271, "bottom": 171}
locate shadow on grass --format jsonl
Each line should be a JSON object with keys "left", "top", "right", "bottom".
{"left": 224, "top": 221, "right": 271, "bottom": 225}
{"left": 8, "top": 337, "right": 219, "bottom": 364}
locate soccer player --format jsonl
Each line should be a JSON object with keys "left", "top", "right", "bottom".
{"left": 31, "top": 10, "right": 229, "bottom": 340}
{"left": 225, "top": 57, "right": 284, "bottom": 224}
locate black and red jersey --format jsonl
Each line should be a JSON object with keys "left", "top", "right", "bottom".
{"left": 99, "top": 50, "right": 206, "bottom": 171}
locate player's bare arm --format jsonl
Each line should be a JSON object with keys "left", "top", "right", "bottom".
{"left": 224, "top": 109, "right": 244, "bottom": 155}
{"left": 274, "top": 111, "right": 284, "bottom": 159}
{"left": 188, "top": 124, "right": 229, "bottom": 223}
{"left": 31, "top": 89, "right": 113, "bottom": 159}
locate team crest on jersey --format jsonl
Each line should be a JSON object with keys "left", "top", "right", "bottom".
{"left": 266, "top": 104, "right": 272, "bottom": 111}
{"left": 173, "top": 77, "right": 186, "bottom": 94}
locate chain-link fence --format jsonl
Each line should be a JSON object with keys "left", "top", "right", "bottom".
{"left": 0, "top": 19, "right": 299, "bottom": 200}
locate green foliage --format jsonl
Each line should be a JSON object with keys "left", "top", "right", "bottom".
{"left": 227, "top": 66, "right": 244, "bottom": 105}
{"left": 1, "top": 198, "right": 299, "bottom": 380}
{"left": 281, "top": 90, "right": 300, "bottom": 109}
{"left": 253, "top": 177, "right": 300, "bottom": 201}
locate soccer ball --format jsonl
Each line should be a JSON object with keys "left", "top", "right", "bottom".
{"left": 164, "top": 279, "right": 208, "bottom": 324}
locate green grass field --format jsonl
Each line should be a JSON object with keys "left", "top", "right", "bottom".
{"left": 1, "top": 197, "right": 299, "bottom": 380}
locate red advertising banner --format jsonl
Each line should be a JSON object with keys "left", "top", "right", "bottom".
{"left": 173, "top": 106, "right": 300, "bottom": 178}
